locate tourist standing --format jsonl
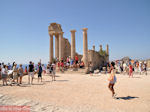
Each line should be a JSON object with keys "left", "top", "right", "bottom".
{"left": 60, "top": 60, "right": 64, "bottom": 72}
{"left": 51, "top": 61, "right": 56, "bottom": 81}
{"left": 129, "top": 64, "right": 133, "bottom": 78}
{"left": 24, "top": 66, "right": 28, "bottom": 75}
{"left": 70, "top": 58, "right": 74, "bottom": 70}
{"left": 2, "top": 65, "right": 8, "bottom": 86}
{"left": 42, "top": 64, "right": 46, "bottom": 75}
{"left": 89, "top": 62, "right": 93, "bottom": 76}
{"left": 143, "top": 63, "right": 147, "bottom": 75}
{"left": 13, "top": 64, "right": 19, "bottom": 84}
{"left": 49, "top": 63, "right": 53, "bottom": 74}
{"left": 108, "top": 62, "right": 117, "bottom": 98}
{"left": 28, "top": 61, "right": 34, "bottom": 84}
{"left": 139, "top": 62, "right": 142, "bottom": 75}
{"left": 18, "top": 64, "right": 24, "bottom": 84}
{"left": 38, "top": 62, "right": 43, "bottom": 82}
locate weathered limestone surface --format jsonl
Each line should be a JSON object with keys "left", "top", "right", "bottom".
{"left": 70, "top": 30, "right": 76, "bottom": 60}
{"left": 88, "top": 50, "right": 104, "bottom": 70}
{"left": 147, "top": 59, "right": 150, "bottom": 69}
{"left": 55, "top": 35, "right": 59, "bottom": 59}
{"left": 49, "top": 34, "right": 53, "bottom": 63}
{"left": 82, "top": 28, "right": 88, "bottom": 67}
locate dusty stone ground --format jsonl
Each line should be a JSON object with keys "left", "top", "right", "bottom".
{"left": 0, "top": 72, "right": 150, "bottom": 112}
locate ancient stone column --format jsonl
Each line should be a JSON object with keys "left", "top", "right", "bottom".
{"left": 59, "top": 32, "right": 64, "bottom": 60}
{"left": 70, "top": 30, "right": 76, "bottom": 59}
{"left": 100, "top": 45, "right": 102, "bottom": 51}
{"left": 50, "top": 34, "right": 53, "bottom": 63}
{"left": 55, "top": 35, "right": 59, "bottom": 59}
{"left": 106, "top": 44, "right": 109, "bottom": 55}
{"left": 106, "top": 44, "right": 109, "bottom": 62}
{"left": 82, "top": 28, "right": 88, "bottom": 67}
{"left": 92, "top": 45, "right": 95, "bottom": 51}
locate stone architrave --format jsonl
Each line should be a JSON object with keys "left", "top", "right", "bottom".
{"left": 59, "top": 32, "right": 64, "bottom": 60}
{"left": 82, "top": 28, "right": 88, "bottom": 67}
{"left": 50, "top": 34, "right": 53, "bottom": 63}
{"left": 70, "top": 30, "right": 76, "bottom": 59}
{"left": 55, "top": 35, "right": 59, "bottom": 59}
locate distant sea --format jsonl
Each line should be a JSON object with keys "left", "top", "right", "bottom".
{"left": 16, "top": 64, "right": 47, "bottom": 69}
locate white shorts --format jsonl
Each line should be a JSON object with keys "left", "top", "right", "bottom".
{"left": 28, "top": 72, "right": 34, "bottom": 78}
{"left": 52, "top": 70, "right": 56, "bottom": 75}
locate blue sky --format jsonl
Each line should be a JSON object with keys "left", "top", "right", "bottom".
{"left": 0, "top": 0, "right": 150, "bottom": 64}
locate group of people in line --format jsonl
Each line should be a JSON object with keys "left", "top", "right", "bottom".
{"left": 0, "top": 61, "right": 56, "bottom": 86}
{"left": 0, "top": 55, "right": 84, "bottom": 86}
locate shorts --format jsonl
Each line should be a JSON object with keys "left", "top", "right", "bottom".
{"left": 13, "top": 72, "right": 18, "bottom": 79}
{"left": 28, "top": 72, "right": 34, "bottom": 78}
{"left": 75, "top": 60, "right": 78, "bottom": 64}
{"left": 52, "top": 70, "right": 56, "bottom": 75}
{"left": 2, "top": 74, "right": 8, "bottom": 79}
{"left": 38, "top": 72, "right": 42, "bottom": 77}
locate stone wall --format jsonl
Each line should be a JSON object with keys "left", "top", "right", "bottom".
{"left": 62, "top": 38, "right": 71, "bottom": 60}
{"left": 147, "top": 59, "right": 150, "bottom": 69}
{"left": 88, "top": 50, "right": 107, "bottom": 70}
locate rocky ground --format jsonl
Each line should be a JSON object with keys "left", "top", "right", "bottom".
{"left": 0, "top": 72, "right": 150, "bottom": 112}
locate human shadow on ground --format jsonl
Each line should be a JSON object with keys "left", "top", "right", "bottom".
{"left": 19, "top": 84, "right": 31, "bottom": 87}
{"left": 115, "top": 96, "right": 139, "bottom": 100}
{"left": 132, "top": 77, "right": 141, "bottom": 78}
{"left": 55, "top": 80, "right": 69, "bottom": 82}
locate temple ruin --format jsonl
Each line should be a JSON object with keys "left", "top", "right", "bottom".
{"left": 48, "top": 23, "right": 109, "bottom": 73}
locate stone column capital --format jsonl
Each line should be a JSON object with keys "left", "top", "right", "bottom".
{"left": 70, "top": 30, "right": 76, "bottom": 33}
{"left": 59, "top": 32, "right": 64, "bottom": 35}
{"left": 82, "top": 28, "right": 88, "bottom": 32}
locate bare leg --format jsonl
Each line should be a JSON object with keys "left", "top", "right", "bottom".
{"left": 28, "top": 75, "right": 30, "bottom": 84}
{"left": 31, "top": 77, "right": 33, "bottom": 84}
{"left": 108, "top": 83, "right": 115, "bottom": 97}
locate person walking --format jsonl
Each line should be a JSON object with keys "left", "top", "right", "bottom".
{"left": 108, "top": 62, "right": 117, "bottom": 98}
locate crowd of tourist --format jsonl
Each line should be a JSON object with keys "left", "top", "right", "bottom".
{"left": 0, "top": 55, "right": 85, "bottom": 86}
{"left": 107, "top": 60, "right": 148, "bottom": 77}
{"left": 0, "top": 56, "right": 149, "bottom": 86}
{"left": 0, "top": 61, "right": 46, "bottom": 86}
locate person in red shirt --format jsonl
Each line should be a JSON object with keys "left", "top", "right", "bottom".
{"left": 57, "top": 61, "right": 60, "bottom": 71}
{"left": 129, "top": 64, "right": 133, "bottom": 78}
{"left": 75, "top": 56, "right": 78, "bottom": 64}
